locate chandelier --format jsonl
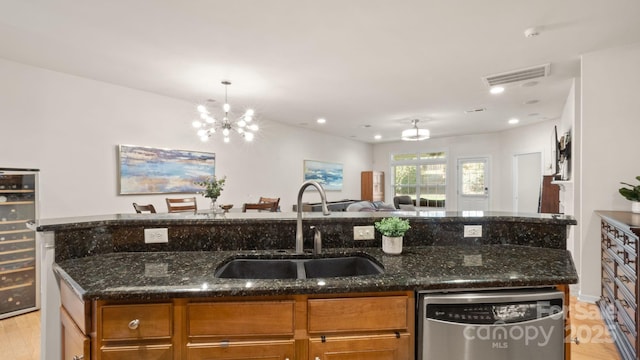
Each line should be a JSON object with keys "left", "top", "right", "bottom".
{"left": 401, "top": 119, "right": 430, "bottom": 141}
{"left": 192, "top": 80, "right": 258, "bottom": 143}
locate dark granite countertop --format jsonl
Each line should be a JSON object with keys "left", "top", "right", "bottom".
{"left": 54, "top": 245, "right": 578, "bottom": 301}
{"left": 31, "top": 210, "right": 576, "bottom": 232}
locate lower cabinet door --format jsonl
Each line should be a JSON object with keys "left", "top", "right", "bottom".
{"left": 100, "top": 345, "right": 173, "bottom": 360}
{"left": 187, "top": 340, "right": 295, "bottom": 360}
{"left": 61, "top": 307, "right": 90, "bottom": 360}
{"left": 309, "top": 333, "right": 410, "bottom": 360}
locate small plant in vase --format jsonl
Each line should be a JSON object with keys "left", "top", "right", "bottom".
{"left": 195, "top": 175, "right": 226, "bottom": 211}
{"left": 374, "top": 217, "right": 411, "bottom": 255}
{"left": 619, "top": 176, "right": 640, "bottom": 213}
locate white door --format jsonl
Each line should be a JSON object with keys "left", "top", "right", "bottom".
{"left": 457, "top": 158, "right": 489, "bottom": 211}
{"left": 513, "top": 152, "right": 542, "bottom": 213}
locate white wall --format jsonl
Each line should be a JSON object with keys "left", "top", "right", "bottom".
{"left": 579, "top": 42, "right": 640, "bottom": 301}
{"left": 0, "top": 58, "right": 372, "bottom": 218}
{"left": 373, "top": 120, "right": 558, "bottom": 212}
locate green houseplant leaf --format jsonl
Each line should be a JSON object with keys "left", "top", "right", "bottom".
{"left": 374, "top": 217, "right": 411, "bottom": 237}
{"left": 619, "top": 176, "right": 640, "bottom": 202}
{"left": 195, "top": 175, "right": 226, "bottom": 199}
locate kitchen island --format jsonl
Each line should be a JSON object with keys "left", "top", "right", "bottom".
{"left": 31, "top": 211, "right": 578, "bottom": 360}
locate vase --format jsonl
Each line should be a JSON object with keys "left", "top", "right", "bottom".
{"left": 632, "top": 201, "right": 640, "bottom": 214}
{"left": 382, "top": 235, "right": 403, "bottom": 255}
{"left": 210, "top": 198, "right": 218, "bottom": 211}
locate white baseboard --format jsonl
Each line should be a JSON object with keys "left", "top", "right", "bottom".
{"left": 577, "top": 293, "right": 600, "bottom": 304}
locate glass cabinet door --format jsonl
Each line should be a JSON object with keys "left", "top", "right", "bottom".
{"left": 0, "top": 171, "right": 38, "bottom": 318}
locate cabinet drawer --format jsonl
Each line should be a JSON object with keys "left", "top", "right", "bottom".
{"left": 309, "top": 333, "right": 410, "bottom": 360}
{"left": 308, "top": 296, "right": 407, "bottom": 333}
{"left": 615, "top": 267, "right": 637, "bottom": 303}
{"left": 101, "top": 303, "right": 172, "bottom": 341}
{"left": 616, "top": 304, "right": 638, "bottom": 355}
{"left": 188, "top": 301, "right": 294, "bottom": 337}
{"left": 615, "top": 296, "right": 637, "bottom": 332}
{"left": 186, "top": 340, "right": 294, "bottom": 360}
{"left": 101, "top": 345, "right": 172, "bottom": 360}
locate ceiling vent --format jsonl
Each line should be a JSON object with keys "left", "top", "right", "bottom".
{"left": 483, "top": 63, "right": 550, "bottom": 87}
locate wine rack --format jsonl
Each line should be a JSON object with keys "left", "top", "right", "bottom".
{"left": 0, "top": 169, "right": 38, "bottom": 319}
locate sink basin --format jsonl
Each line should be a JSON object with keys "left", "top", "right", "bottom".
{"left": 214, "top": 255, "right": 383, "bottom": 279}
{"left": 215, "top": 259, "right": 298, "bottom": 279}
{"left": 303, "top": 257, "right": 383, "bottom": 278}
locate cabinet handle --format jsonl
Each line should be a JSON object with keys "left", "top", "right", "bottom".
{"left": 620, "top": 275, "right": 631, "bottom": 283}
{"left": 620, "top": 299, "right": 630, "bottom": 308}
{"left": 72, "top": 356, "right": 84, "bottom": 360}
{"left": 602, "top": 278, "right": 612, "bottom": 283}
{"left": 315, "top": 357, "right": 321, "bottom": 360}
{"left": 128, "top": 319, "right": 140, "bottom": 330}
{"left": 620, "top": 324, "right": 630, "bottom": 334}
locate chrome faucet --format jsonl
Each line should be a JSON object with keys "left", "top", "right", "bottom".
{"left": 296, "top": 180, "right": 330, "bottom": 254}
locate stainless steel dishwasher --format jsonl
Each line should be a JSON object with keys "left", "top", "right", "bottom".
{"left": 418, "top": 288, "right": 565, "bottom": 360}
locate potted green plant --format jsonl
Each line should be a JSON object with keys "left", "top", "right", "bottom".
{"left": 619, "top": 176, "right": 640, "bottom": 213}
{"left": 374, "top": 217, "right": 411, "bottom": 254}
{"left": 195, "top": 175, "right": 226, "bottom": 211}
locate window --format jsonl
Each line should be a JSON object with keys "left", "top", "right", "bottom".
{"left": 391, "top": 152, "right": 446, "bottom": 208}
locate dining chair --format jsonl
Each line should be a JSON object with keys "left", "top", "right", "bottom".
{"left": 132, "top": 203, "right": 156, "bottom": 213}
{"left": 258, "top": 196, "right": 280, "bottom": 212}
{"left": 242, "top": 202, "right": 277, "bottom": 212}
{"left": 166, "top": 197, "right": 197, "bottom": 213}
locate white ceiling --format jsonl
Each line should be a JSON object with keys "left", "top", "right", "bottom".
{"left": 1, "top": 0, "right": 639, "bottom": 143}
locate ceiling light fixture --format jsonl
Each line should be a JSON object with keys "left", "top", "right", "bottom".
{"left": 317, "top": 118, "right": 326, "bottom": 124}
{"left": 401, "top": 119, "right": 430, "bottom": 141}
{"left": 490, "top": 86, "right": 505, "bottom": 94}
{"left": 192, "top": 80, "right": 258, "bottom": 143}
{"left": 374, "top": 134, "right": 382, "bottom": 140}
{"left": 508, "top": 118, "right": 520, "bottom": 125}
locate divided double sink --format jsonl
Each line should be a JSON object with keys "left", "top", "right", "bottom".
{"left": 215, "top": 255, "right": 384, "bottom": 279}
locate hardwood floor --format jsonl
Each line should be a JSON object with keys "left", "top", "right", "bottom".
{"left": 0, "top": 310, "right": 40, "bottom": 360}
{"left": 0, "top": 297, "right": 623, "bottom": 360}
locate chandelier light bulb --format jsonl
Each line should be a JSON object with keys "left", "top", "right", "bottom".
{"left": 193, "top": 80, "right": 258, "bottom": 143}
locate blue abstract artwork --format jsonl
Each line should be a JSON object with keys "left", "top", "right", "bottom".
{"left": 303, "top": 160, "right": 343, "bottom": 191}
{"left": 118, "top": 145, "right": 215, "bottom": 194}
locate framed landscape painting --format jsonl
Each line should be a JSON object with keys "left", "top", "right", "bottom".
{"left": 303, "top": 160, "right": 343, "bottom": 191}
{"left": 118, "top": 145, "right": 215, "bottom": 194}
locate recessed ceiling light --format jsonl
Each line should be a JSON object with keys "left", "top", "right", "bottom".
{"left": 316, "top": 118, "right": 326, "bottom": 124}
{"left": 528, "top": 112, "right": 540, "bottom": 117}
{"left": 508, "top": 118, "right": 520, "bottom": 125}
{"left": 524, "top": 27, "right": 540, "bottom": 38}
{"left": 490, "top": 86, "right": 505, "bottom": 94}
{"left": 374, "top": 134, "right": 382, "bottom": 140}
{"left": 524, "top": 99, "right": 539, "bottom": 105}
{"left": 362, "top": 124, "right": 372, "bottom": 128}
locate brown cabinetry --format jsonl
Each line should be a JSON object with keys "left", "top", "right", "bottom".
{"left": 60, "top": 288, "right": 414, "bottom": 360}
{"left": 361, "top": 171, "right": 384, "bottom": 202}
{"left": 307, "top": 296, "right": 410, "bottom": 360}
{"left": 540, "top": 175, "right": 560, "bottom": 213}
{"left": 598, "top": 211, "right": 640, "bottom": 360}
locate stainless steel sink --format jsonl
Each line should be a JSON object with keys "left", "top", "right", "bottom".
{"left": 214, "top": 255, "right": 383, "bottom": 279}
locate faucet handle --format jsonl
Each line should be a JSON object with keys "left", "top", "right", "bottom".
{"left": 311, "top": 226, "right": 322, "bottom": 255}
